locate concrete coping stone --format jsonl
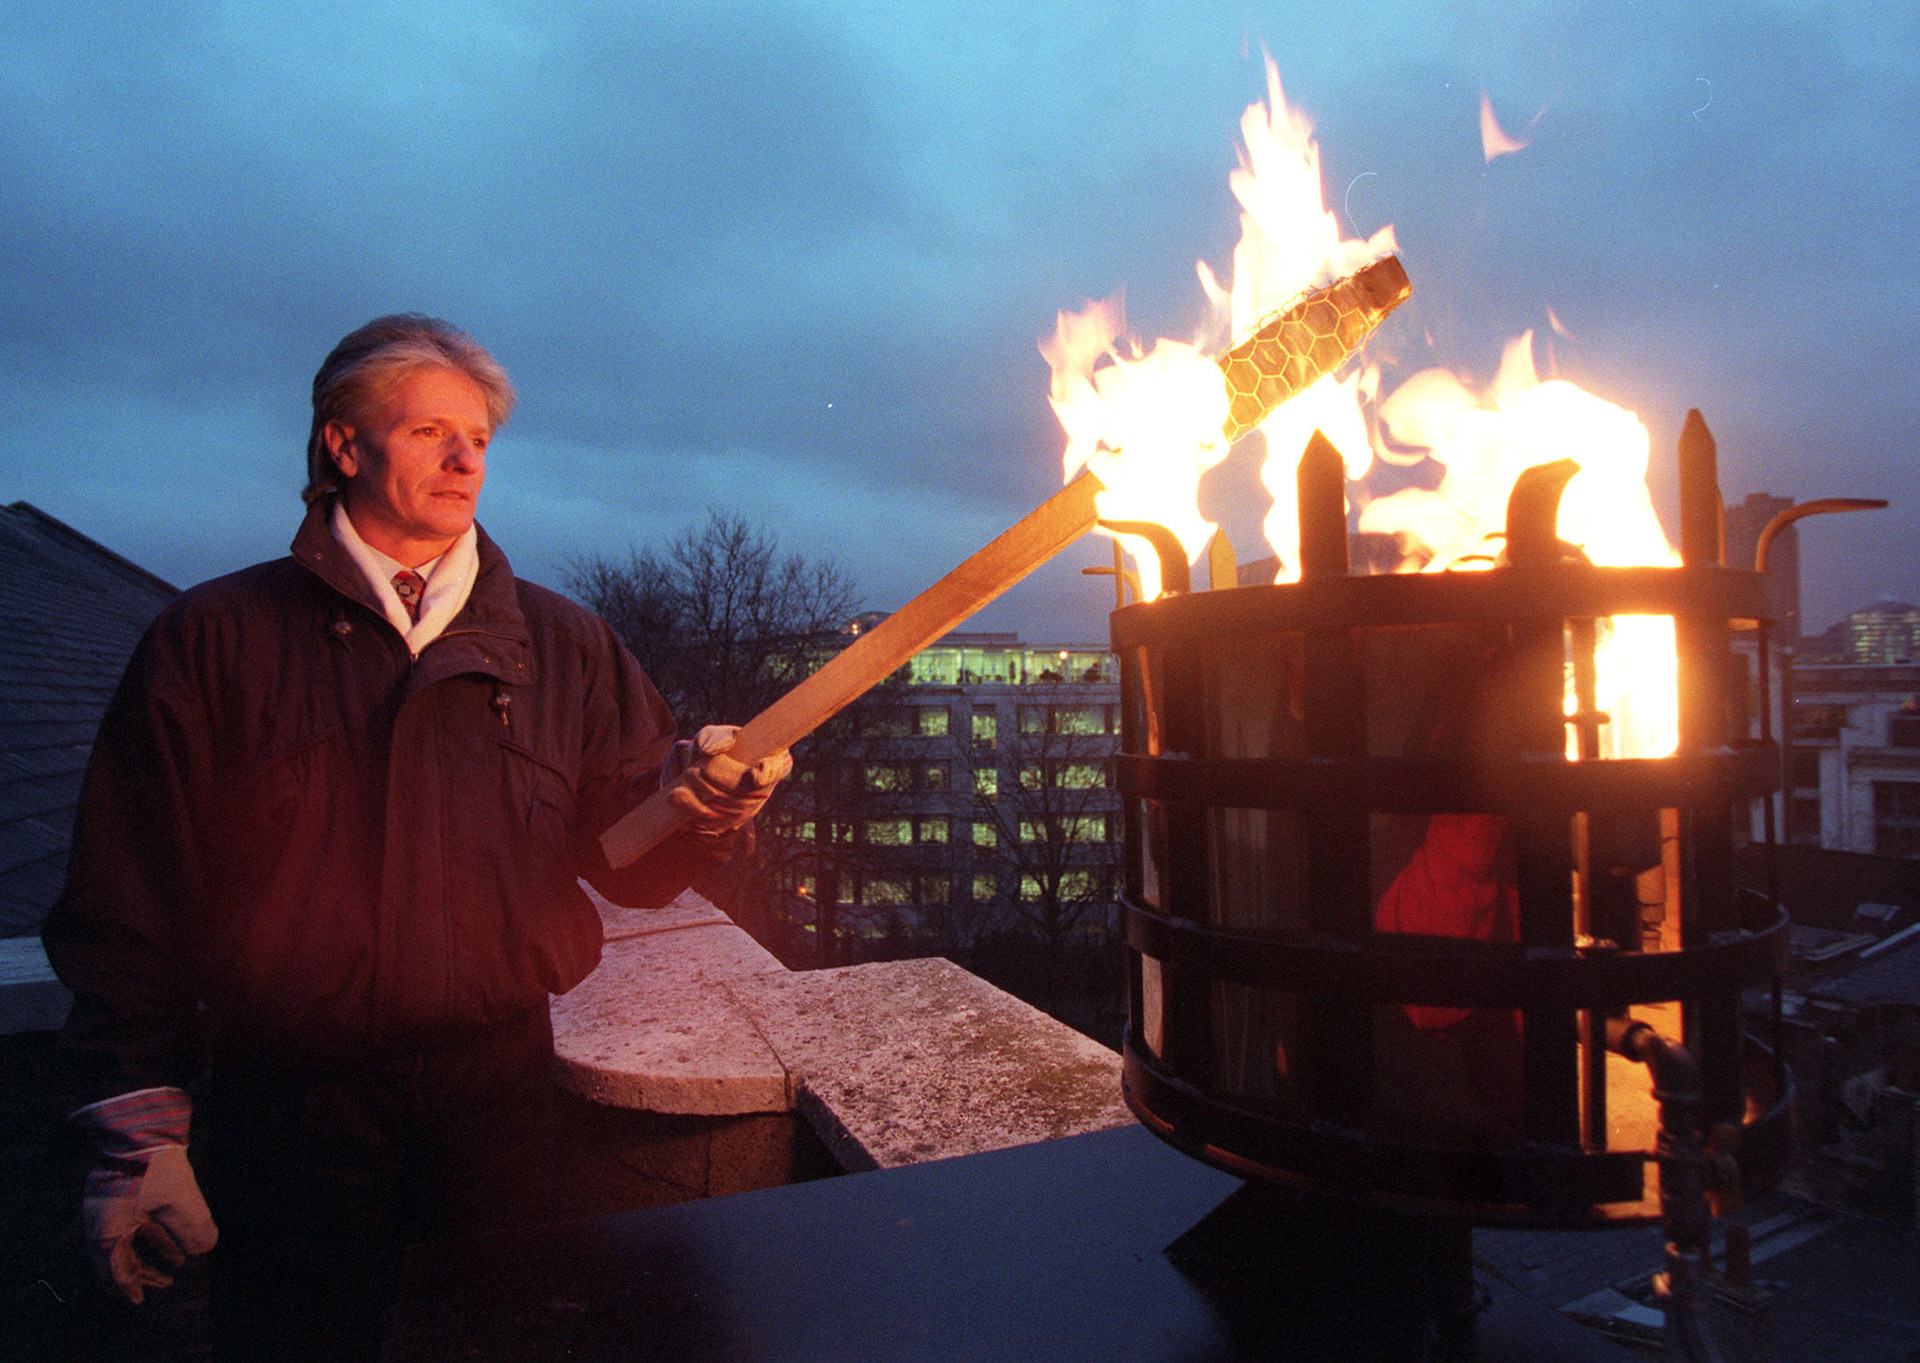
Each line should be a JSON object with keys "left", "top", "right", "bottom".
{"left": 0, "top": 934, "right": 72, "bottom": 1036}
{"left": 552, "top": 889, "right": 790, "bottom": 1117}
{"left": 726, "top": 955, "right": 1134, "bottom": 1171}
{"left": 551, "top": 889, "right": 1134, "bottom": 1169}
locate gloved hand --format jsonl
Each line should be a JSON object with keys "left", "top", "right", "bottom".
{"left": 72, "top": 1087, "right": 219, "bottom": 1304}
{"left": 664, "top": 724, "right": 793, "bottom": 837}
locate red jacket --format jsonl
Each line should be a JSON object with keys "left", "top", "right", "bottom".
{"left": 46, "top": 501, "right": 721, "bottom": 1096}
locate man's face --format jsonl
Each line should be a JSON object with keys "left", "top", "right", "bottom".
{"left": 325, "top": 366, "right": 492, "bottom": 566}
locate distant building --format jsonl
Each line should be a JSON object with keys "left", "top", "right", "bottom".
{"left": 0, "top": 503, "right": 177, "bottom": 936}
{"left": 1738, "top": 837, "right": 1920, "bottom": 1225}
{"left": 773, "top": 630, "right": 1122, "bottom": 954}
{"left": 1845, "top": 599, "right": 1920, "bottom": 666}
{"left": 1786, "top": 662, "right": 1920, "bottom": 855}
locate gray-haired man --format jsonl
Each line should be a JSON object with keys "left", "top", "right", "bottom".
{"left": 47, "top": 314, "right": 787, "bottom": 1358}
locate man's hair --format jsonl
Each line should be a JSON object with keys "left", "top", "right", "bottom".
{"left": 302, "top": 313, "right": 516, "bottom": 504}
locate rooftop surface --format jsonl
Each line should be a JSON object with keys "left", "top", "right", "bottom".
{"left": 0, "top": 502, "right": 176, "bottom": 937}
{"left": 7, "top": 1015, "right": 1917, "bottom": 1361}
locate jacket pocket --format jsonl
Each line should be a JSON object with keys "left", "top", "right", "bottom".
{"left": 237, "top": 726, "right": 347, "bottom": 845}
{"left": 493, "top": 737, "right": 600, "bottom": 996}
{"left": 499, "top": 737, "right": 577, "bottom": 859}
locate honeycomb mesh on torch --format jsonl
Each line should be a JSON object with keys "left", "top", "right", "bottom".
{"left": 1217, "top": 255, "right": 1412, "bottom": 443}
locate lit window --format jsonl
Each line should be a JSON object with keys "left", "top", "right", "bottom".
{"left": 1020, "top": 815, "right": 1107, "bottom": 842}
{"left": 909, "top": 649, "right": 962, "bottom": 685}
{"left": 1060, "top": 870, "right": 1100, "bottom": 898}
{"left": 861, "top": 878, "right": 911, "bottom": 906}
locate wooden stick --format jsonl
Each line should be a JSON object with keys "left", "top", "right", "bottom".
{"left": 601, "top": 470, "right": 1106, "bottom": 868}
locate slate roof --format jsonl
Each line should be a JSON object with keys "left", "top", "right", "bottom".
{"left": 0, "top": 503, "right": 175, "bottom": 937}
{"left": 1735, "top": 843, "right": 1920, "bottom": 935}
{"left": 1807, "top": 931, "right": 1920, "bottom": 1010}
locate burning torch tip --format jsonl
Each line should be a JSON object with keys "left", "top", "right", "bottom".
{"left": 1357, "top": 254, "right": 1413, "bottom": 308}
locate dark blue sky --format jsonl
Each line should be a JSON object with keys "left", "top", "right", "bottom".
{"left": 2, "top": 2, "right": 1913, "bottom": 641}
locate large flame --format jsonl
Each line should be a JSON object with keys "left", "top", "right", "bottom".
{"left": 1041, "top": 56, "right": 1681, "bottom": 758}
{"left": 1363, "top": 332, "right": 1680, "bottom": 757}
{"left": 1041, "top": 299, "right": 1229, "bottom": 601}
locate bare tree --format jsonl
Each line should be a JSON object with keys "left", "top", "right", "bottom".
{"left": 565, "top": 513, "right": 894, "bottom": 964}
{"left": 745, "top": 701, "right": 927, "bottom": 965}
{"left": 946, "top": 696, "right": 1126, "bottom": 1040}
{"left": 961, "top": 702, "right": 1121, "bottom": 952}
{"left": 566, "top": 511, "right": 860, "bottom": 733}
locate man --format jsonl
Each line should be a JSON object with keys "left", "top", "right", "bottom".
{"left": 44, "top": 314, "right": 788, "bottom": 1358}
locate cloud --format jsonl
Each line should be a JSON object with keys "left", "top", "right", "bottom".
{"left": 0, "top": 0, "right": 1913, "bottom": 638}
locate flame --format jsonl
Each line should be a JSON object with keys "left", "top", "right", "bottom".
{"left": 1361, "top": 333, "right": 1680, "bottom": 755}
{"left": 1042, "top": 59, "right": 1681, "bottom": 757}
{"left": 1479, "top": 92, "right": 1529, "bottom": 161}
{"left": 1045, "top": 58, "right": 1392, "bottom": 593}
{"left": 1042, "top": 297, "right": 1229, "bottom": 601}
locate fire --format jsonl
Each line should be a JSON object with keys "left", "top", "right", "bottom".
{"left": 1479, "top": 91, "right": 1529, "bottom": 162}
{"left": 1364, "top": 332, "right": 1681, "bottom": 756}
{"left": 1045, "top": 59, "right": 1392, "bottom": 596}
{"left": 1040, "top": 299, "right": 1229, "bottom": 602}
{"left": 1041, "top": 56, "right": 1682, "bottom": 758}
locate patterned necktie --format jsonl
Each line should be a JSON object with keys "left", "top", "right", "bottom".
{"left": 393, "top": 569, "right": 426, "bottom": 623}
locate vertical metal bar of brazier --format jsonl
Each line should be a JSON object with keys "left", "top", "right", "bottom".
{"left": 1160, "top": 643, "right": 1215, "bottom": 1085}
{"left": 1296, "top": 433, "right": 1372, "bottom": 1126}
{"left": 1513, "top": 616, "right": 1581, "bottom": 1145}
{"left": 1675, "top": 409, "right": 1743, "bottom": 1127}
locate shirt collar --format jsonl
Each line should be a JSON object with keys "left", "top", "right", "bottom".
{"left": 330, "top": 501, "right": 477, "bottom": 652}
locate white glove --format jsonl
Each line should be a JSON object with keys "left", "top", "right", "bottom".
{"left": 73, "top": 1088, "right": 219, "bottom": 1304}
{"left": 664, "top": 724, "right": 793, "bottom": 836}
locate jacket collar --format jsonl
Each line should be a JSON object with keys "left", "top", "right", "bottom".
{"left": 291, "top": 497, "right": 536, "bottom": 687}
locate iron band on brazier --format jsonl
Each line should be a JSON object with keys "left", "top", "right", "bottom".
{"left": 1112, "top": 549, "right": 1794, "bottom": 1227}
{"left": 1122, "top": 903, "right": 1787, "bottom": 1012}
{"left": 1116, "top": 748, "right": 1781, "bottom": 813}
{"left": 1107, "top": 564, "right": 1773, "bottom": 645}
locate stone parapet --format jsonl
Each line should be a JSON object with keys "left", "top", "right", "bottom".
{"left": 551, "top": 890, "right": 1132, "bottom": 1191}
{"left": 551, "top": 892, "right": 790, "bottom": 1117}
{"left": 726, "top": 956, "right": 1133, "bottom": 1171}
{"left": 0, "top": 935, "right": 70, "bottom": 1036}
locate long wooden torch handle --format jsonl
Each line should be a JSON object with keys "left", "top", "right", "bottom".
{"left": 600, "top": 470, "right": 1106, "bottom": 869}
